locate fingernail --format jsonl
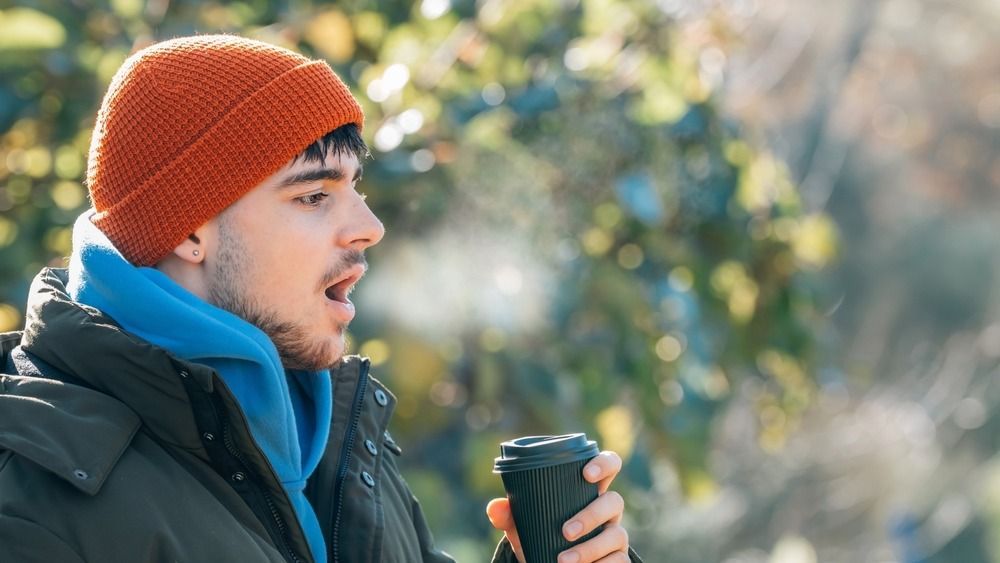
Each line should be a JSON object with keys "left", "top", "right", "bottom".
{"left": 559, "top": 551, "right": 580, "bottom": 563}
{"left": 564, "top": 520, "right": 583, "bottom": 539}
{"left": 586, "top": 465, "right": 600, "bottom": 479}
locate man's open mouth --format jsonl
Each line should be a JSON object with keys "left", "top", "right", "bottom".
{"left": 324, "top": 264, "right": 365, "bottom": 304}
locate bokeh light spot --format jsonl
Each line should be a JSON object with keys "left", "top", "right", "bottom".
{"left": 23, "top": 147, "right": 52, "bottom": 178}
{"left": 0, "top": 8, "right": 66, "bottom": 50}
{"left": 410, "top": 149, "right": 435, "bottom": 172}
{"left": 366, "top": 78, "right": 390, "bottom": 102}
{"left": 0, "top": 304, "right": 21, "bottom": 332}
{"left": 43, "top": 226, "right": 72, "bottom": 256}
{"left": 617, "top": 243, "right": 644, "bottom": 269}
{"left": 668, "top": 266, "right": 694, "bottom": 292}
{"left": 954, "top": 398, "right": 986, "bottom": 430}
{"left": 581, "top": 228, "right": 613, "bottom": 256}
{"left": 482, "top": 82, "right": 506, "bottom": 106}
{"left": 596, "top": 405, "right": 635, "bottom": 461}
{"left": 306, "top": 10, "right": 355, "bottom": 62}
{"left": 383, "top": 63, "right": 410, "bottom": 91}
{"left": 54, "top": 146, "right": 83, "bottom": 179}
{"left": 0, "top": 217, "right": 19, "bottom": 247}
{"left": 594, "top": 202, "right": 623, "bottom": 229}
{"left": 420, "top": 0, "right": 451, "bottom": 20}
{"left": 51, "top": 181, "right": 84, "bottom": 210}
{"left": 398, "top": 109, "right": 425, "bottom": 134}
{"left": 655, "top": 334, "right": 683, "bottom": 362}
{"left": 792, "top": 215, "right": 838, "bottom": 269}
{"left": 494, "top": 265, "right": 523, "bottom": 295}
{"left": 374, "top": 123, "right": 404, "bottom": 152}
{"left": 465, "top": 403, "right": 491, "bottom": 430}
{"left": 769, "top": 535, "right": 817, "bottom": 563}
{"left": 359, "top": 339, "right": 391, "bottom": 366}
{"left": 659, "top": 379, "right": 684, "bottom": 406}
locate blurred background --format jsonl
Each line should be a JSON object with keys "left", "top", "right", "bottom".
{"left": 1, "top": 0, "right": 998, "bottom": 561}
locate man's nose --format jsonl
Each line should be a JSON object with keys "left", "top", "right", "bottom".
{"left": 341, "top": 196, "right": 385, "bottom": 251}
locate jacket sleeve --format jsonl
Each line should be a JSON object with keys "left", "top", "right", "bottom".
{"left": 408, "top": 491, "right": 459, "bottom": 562}
{"left": 490, "top": 536, "right": 646, "bottom": 563}
{"left": 491, "top": 537, "right": 518, "bottom": 562}
{"left": 0, "top": 515, "right": 86, "bottom": 563}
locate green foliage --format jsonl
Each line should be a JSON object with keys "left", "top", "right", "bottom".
{"left": 0, "top": 0, "right": 836, "bottom": 555}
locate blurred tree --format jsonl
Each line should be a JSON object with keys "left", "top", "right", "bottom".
{"left": 639, "top": 0, "right": 1000, "bottom": 561}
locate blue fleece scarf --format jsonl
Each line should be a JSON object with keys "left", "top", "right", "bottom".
{"left": 66, "top": 211, "right": 331, "bottom": 562}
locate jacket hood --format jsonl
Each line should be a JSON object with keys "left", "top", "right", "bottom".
{"left": 0, "top": 363, "right": 139, "bottom": 496}
{"left": 0, "top": 268, "right": 216, "bottom": 492}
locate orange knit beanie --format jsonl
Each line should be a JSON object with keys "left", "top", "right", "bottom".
{"left": 86, "top": 34, "right": 365, "bottom": 266}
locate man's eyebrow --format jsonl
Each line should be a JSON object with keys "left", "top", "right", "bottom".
{"left": 274, "top": 164, "right": 364, "bottom": 190}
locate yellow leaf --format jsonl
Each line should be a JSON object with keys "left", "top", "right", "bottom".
{"left": 581, "top": 228, "right": 613, "bottom": 256}
{"left": 0, "top": 216, "right": 18, "bottom": 247}
{"left": 306, "top": 10, "right": 355, "bottom": 63}
{"left": 51, "top": 181, "right": 84, "bottom": 210}
{"left": 0, "top": 304, "right": 21, "bottom": 332}
{"left": 110, "top": 0, "right": 142, "bottom": 19}
{"left": 23, "top": 146, "right": 51, "bottom": 178}
{"left": 792, "top": 214, "right": 839, "bottom": 269}
{"left": 0, "top": 8, "right": 66, "bottom": 50}
{"left": 682, "top": 469, "right": 718, "bottom": 504}
{"left": 359, "top": 339, "right": 391, "bottom": 366}
{"left": 595, "top": 405, "right": 635, "bottom": 461}
{"left": 353, "top": 12, "right": 387, "bottom": 47}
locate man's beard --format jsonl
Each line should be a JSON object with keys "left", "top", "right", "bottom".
{"left": 207, "top": 216, "right": 363, "bottom": 371}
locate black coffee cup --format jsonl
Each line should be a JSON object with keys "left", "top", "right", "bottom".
{"left": 493, "top": 434, "right": 601, "bottom": 563}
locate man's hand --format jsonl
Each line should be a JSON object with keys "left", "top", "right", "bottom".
{"left": 486, "top": 451, "right": 630, "bottom": 563}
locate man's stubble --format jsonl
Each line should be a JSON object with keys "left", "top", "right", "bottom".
{"left": 207, "top": 214, "right": 349, "bottom": 371}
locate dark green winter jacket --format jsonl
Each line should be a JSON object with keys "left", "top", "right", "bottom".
{"left": 0, "top": 268, "right": 515, "bottom": 562}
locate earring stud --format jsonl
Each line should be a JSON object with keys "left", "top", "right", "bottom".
{"left": 193, "top": 249, "right": 200, "bottom": 257}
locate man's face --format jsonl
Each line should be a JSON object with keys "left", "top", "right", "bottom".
{"left": 205, "top": 148, "right": 383, "bottom": 371}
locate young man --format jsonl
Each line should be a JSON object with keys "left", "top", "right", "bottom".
{"left": 0, "top": 36, "right": 638, "bottom": 562}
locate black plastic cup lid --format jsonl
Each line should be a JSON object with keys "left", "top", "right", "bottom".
{"left": 493, "top": 433, "right": 599, "bottom": 473}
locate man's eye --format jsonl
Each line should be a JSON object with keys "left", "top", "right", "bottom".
{"left": 297, "top": 192, "right": 329, "bottom": 206}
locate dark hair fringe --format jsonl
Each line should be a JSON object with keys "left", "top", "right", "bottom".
{"left": 294, "top": 123, "right": 370, "bottom": 165}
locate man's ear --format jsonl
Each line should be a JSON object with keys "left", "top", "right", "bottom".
{"left": 170, "top": 224, "right": 212, "bottom": 264}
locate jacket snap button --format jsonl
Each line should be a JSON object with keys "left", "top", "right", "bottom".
{"left": 232, "top": 472, "right": 246, "bottom": 482}
{"left": 365, "top": 439, "right": 378, "bottom": 456}
{"left": 73, "top": 469, "right": 89, "bottom": 480}
{"left": 374, "top": 389, "right": 388, "bottom": 406}
{"left": 361, "top": 471, "right": 375, "bottom": 488}
{"left": 203, "top": 432, "right": 215, "bottom": 441}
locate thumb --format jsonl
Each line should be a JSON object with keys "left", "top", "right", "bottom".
{"left": 486, "top": 498, "right": 513, "bottom": 531}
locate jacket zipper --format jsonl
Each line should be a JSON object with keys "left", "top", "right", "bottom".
{"left": 222, "top": 414, "right": 303, "bottom": 563}
{"left": 330, "top": 359, "right": 370, "bottom": 563}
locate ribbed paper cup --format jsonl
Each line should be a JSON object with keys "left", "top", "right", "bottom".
{"left": 493, "top": 434, "right": 601, "bottom": 563}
